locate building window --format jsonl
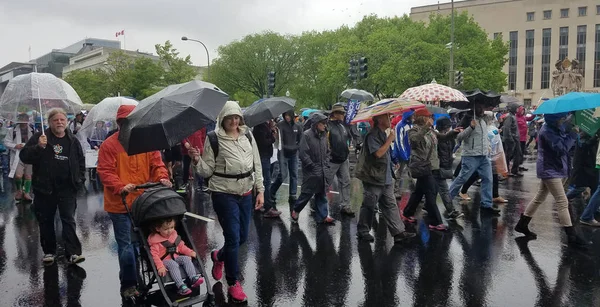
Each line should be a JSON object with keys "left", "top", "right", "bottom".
{"left": 579, "top": 7, "right": 587, "bottom": 16}
{"left": 541, "top": 28, "right": 552, "bottom": 89}
{"left": 577, "top": 25, "right": 587, "bottom": 76}
{"left": 559, "top": 27, "right": 569, "bottom": 60}
{"left": 561, "top": 8, "right": 569, "bottom": 18}
{"left": 594, "top": 24, "right": 600, "bottom": 87}
{"left": 597, "top": 5, "right": 600, "bottom": 15}
{"left": 493, "top": 32, "right": 502, "bottom": 39}
{"left": 523, "top": 99, "right": 532, "bottom": 107}
{"left": 543, "top": 10, "right": 552, "bottom": 19}
{"left": 525, "top": 30, "right": 535, "bottom": 90}
{"left": 526, "top": 12, "right": 535, "bottom": 21}
{"left": 509, "top": 31, "right": 518, "bottom": 91}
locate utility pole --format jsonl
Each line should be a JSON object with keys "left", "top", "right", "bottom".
{"left": 449, "top": 0, "right": 455, "bottom": 87}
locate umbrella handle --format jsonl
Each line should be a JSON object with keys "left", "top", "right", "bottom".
{"left": 35, "top": 74, "right": 45, "bottom": 135}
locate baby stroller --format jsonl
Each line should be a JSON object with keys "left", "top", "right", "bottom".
{"left": 122, "top": 183, "right": 215, "bottom": 307}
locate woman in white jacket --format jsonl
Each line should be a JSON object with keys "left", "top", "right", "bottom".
{"left": 189, "top": 101, "right": 264, "bottom": 303}
{"left": 5, "top": 113, "right": 34, "bottom": 201}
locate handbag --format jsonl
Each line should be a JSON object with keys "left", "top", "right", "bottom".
{"left": 409, "top": 138, "right": 434, "bottom": 178}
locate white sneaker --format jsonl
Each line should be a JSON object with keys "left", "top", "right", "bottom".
{"left": 68, "top": 255, "right": 86, "bottom": 265}
{"left": 42, "top": 254, "right": 55, "bottom": 265}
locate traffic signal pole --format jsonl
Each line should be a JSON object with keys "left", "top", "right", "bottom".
{"left": 449, "top": 0, "right": 455, "bottom": 88}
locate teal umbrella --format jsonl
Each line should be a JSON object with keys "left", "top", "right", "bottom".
{"left": 533, "top": 92, "right": 600, "bottom": 114}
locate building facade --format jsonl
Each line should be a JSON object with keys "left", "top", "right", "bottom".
{"left": 411, "top": 0, "right": 600, "bottom": 105}
{"left": 62, "top": 47, "right": 159, "bottom": 76}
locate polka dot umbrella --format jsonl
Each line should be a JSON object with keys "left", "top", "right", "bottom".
{"left": 399, "top": 80, "right": 468, "bottom": 105}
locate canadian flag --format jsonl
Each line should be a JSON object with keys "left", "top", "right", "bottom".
{"left": 115, "top": 30, "right": 125, "bottom": 37}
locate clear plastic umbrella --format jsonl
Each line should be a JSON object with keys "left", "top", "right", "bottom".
{"left": 0, "top": 72, "right": 83, "bottom": 126}
{"left": 77, "top": 97, "right": 138, "bottom": 150}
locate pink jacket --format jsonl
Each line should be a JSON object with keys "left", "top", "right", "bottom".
{"left": 148, "top": 230, "right": 194, "bottom": 270}
{"left": 516, "top": 112, "right": 528, "bottom": 142}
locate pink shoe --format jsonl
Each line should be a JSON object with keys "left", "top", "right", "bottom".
{"left": 228, "top": 281, "right": 248, "bottom": 303}
{"left": 428, "top": 224, "right": 448, "bottom": 231}
{"left": 191, "top": 275, "right": 204, "bottom": 288}
{"left": 15, "top": 190, "right": 22, "bottom": 201}
{"left": 211, "top": 250, "right": 224, "bottom": 280}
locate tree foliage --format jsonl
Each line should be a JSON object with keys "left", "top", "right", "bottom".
{"left": 63, "top": 41, "right": 197, "bottom": 103}
{"left": 208, "top": 12, "right": 508, "bottom": 109}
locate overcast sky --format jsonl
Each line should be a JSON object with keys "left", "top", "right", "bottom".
{"left": 0, "top": 0, "right": 443, "bottom": 67}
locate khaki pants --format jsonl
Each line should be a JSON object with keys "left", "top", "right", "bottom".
{"left": 15, "top": 161, "right": 33, "bottom": 177}
{"left": 524, "top": 178, "right": 572, "bottom": 227}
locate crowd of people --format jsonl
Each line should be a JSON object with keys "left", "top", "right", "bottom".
{"left": 3, "top": 97, "right": 600, "bottom": 305}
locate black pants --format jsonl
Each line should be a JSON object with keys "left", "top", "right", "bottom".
{"left": 33, "top": 191, "right": 82, "bottom": 257}
{"left": 403, "top": 174, "right": 442, "bottom": 226}
{"left": 461, "top": 173, "right": 499, "bottom": 198}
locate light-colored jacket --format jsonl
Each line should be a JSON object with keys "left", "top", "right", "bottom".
{"left": 194, "top": 101, "right": 264, "bottom": 195}
{"left": 5, "top": 125, "right": 34, "bottom": 178}
{"left": 596, "top": 139, "right": 600, "bottom": 167}
{"left": 456, "top": 117, "right": 490, "bottom": 157}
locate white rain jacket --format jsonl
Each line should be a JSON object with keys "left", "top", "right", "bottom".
{"left": 194, "top": 101, "right": 264, "bottom": 195}
{"left": 4, "top": 124, "right": 34, "bottom": 178}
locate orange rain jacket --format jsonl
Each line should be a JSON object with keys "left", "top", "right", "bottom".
{"left": 97, "top": 131, "right": 169, "bottom": 214}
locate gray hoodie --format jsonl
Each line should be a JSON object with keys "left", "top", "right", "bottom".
{"left": 457, "top": 117, "right": 490, "bottom": 157}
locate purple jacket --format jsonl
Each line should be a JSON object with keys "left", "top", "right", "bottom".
{"left": 536, "top": 122, "right": 576, "bottom": 179}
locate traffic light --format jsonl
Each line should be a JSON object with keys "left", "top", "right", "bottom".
{"left": 359, "top": 57, "right": 368, "bottom": 79}
{"left": 455, "top": 71, "right": 463, "bottom": 87}
{"left": 267, "top": 71, "right": 276, "bottom": 97}
{"left": 348, "top": 59, "right": 358, "bottom": 82}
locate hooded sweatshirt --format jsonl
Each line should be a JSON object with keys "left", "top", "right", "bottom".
{"left": 516, "top": 106, "right": 528, "bottom": 142}
{"left": 277, "top": 110, "right": 303, "bottom": 157}
{"left": 194, "top": 101, "right": 264, "bottom": 195}
{"left": 502, "top": 103, "right": 520, "bottom": 144}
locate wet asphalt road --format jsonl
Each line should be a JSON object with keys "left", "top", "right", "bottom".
{"left": 1, "top": 158, "right": 600, "bottom": 307}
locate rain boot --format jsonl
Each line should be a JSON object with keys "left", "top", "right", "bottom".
{"left": 564, "top": 226, "right": 591, "bottom": 248}
{"left": 515, "top": 214, "right": 537, "bottom": 239}
{"left": 14, "top": 177, "right": 23, "bottom": 201}
{"left": 23, "top": 179, "right": 33, "bottom": 202}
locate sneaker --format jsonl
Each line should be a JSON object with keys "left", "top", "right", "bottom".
{"left": 228, "top": 281, "right": 248, "bottom": 303}
{"left": 340, "top": 207, "right": 356, "bottom": 217}
{"left": 15, "top": 190, "right": 23, "bottom": 201}
{"left": 22, "top": 193, "right": 33, "bottom": 202}
{"left": 68, "top": 255, "right": 86, "bottom": 265}
{"left": 446, "top": 210, "right": 464, "bottom": 220}
{"left": 519, "top": 167, "right": 529, "bottom": 172}
{"left": 403, "top": 216, "right": 417, "bottom": 223}
{"left": 322, "top": 216, "right": 336, "bottom": 224}
{"left": 263, "top": 208, "right": 282, "bottom": 218}
{"left": 428, "top": 224, "right": 448, "bottom": 231}
{"left": 191, "top": 275, "right": 205, "bottom": 288}
{"left": 509, "top": 172, "right": 524, "bottom": 177}
{"left": 291, "top": 210, "right": 299, "bottom": 223}
{"left": 211, "top": 250, "right": 224, "bottom": 280}
{"left": 394, "top": 232, "right": 416, "bottom": 243}
{"left": 493, "top": 197, "right": 509, "bottom": 203}
{"left": 178, "top": 284, "right": 192, "bottom": 296}
{"left": 42, "top": 254, "right": 55, "bottom": 265}
{"left": 580, "top": 219, "right": 600, "bottom": 227}
{"left": 121, "top": 286, "right": 140, "bottom": 299}
{"left": 357, "top": 232, "right": 375, "bottom": 242}
{"left": 459, "top": 192, "right": 471, "bottom": 201}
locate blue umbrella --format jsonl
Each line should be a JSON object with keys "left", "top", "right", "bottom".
{"left": 533, "top": 92, "right": 600, "bottom": 114}
{"left": 301, "top": 109, "right": 319, "bottom": 118}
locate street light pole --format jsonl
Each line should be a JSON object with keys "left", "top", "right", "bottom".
{"left": 181, "top": 36, "right": 210, "bottom": 80}
{"left": 449, "top": 0, "right": 455, "bottom": 87}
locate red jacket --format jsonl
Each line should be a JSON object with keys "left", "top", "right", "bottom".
{"left": 148, "top": 230, "right": 194, "bottom": 270}
{"left": 181, "top": 128, "right": 206, "bottom": 155}
{"left": 97, "top": 132, "right": 169, "bottom": 213}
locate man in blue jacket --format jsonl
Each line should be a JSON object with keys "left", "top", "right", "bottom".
{"left": 392, "top": 110, "right": 414, "bottom": 198}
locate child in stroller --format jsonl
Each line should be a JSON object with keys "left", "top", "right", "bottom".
{"left": 148, "top": 217, "right": 204, "bottom": 295}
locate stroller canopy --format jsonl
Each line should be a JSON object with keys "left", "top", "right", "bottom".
{"left": 131, "top": 187, "right": 187, "bottom": 226}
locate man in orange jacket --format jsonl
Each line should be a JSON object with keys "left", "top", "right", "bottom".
{"left": 97, "top": 104, "right": 171, "bottom": 300}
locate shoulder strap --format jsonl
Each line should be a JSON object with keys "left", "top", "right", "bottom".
{"left": 245, "top": 131, "right": 253, "bottom": 145}
{"left": 207, "top": 131, "right": 219, "bottom": 158}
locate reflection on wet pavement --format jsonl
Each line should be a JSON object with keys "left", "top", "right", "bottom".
{"left": 0, "top": 160, "right": 599, "bottom": 306}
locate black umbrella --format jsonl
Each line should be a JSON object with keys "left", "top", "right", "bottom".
{"left": 243, "top": 96, "right": 296, "bottom": 127}
{"left": 118, "top": 80, "right": 229, "bottom": 155}
{"left": 445, "top": 89, "right": 501, "bottom": 109}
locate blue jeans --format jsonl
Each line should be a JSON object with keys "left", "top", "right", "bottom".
{"left": 566, "top": 185, "right": 588, "bottom": 200}
{"left": 0, "top": 154, "right": 8, "bottom": 176}
{"left": 212, "top": 192, "right": 253, "bottom": 285}
{"left": 108, "top": 213, "right": 138, "bottom": 291}
{"left": 270, "top": 152, "right": 298, "bottom": 200}
{"left": 581, "top": 177, "right": 600, "bottom": 222}
{"left": 293, "top": 190, "right": 328, "bottom": 222}
{"left": 260, "top": 157, "right": 274, "bottom": 211}
{"left": 449, "top": 156, "right": 493, "bottom": 208}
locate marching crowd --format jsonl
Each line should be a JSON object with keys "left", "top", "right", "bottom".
{"left": 2, "top": 97, "right": 599, "bottom": 304}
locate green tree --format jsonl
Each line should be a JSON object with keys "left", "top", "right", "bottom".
{"left": 155, "top": 40, "right": 197, "bottom": 85}
{"left": 63, "top": 69, "right": 110, "bottom": 104}
{"left": 208, "top": 31, "right": 300, "bottom": 100}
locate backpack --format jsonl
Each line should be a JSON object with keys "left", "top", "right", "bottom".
{"left": 204, "top": 131, "right": 254, "bottom": 186}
